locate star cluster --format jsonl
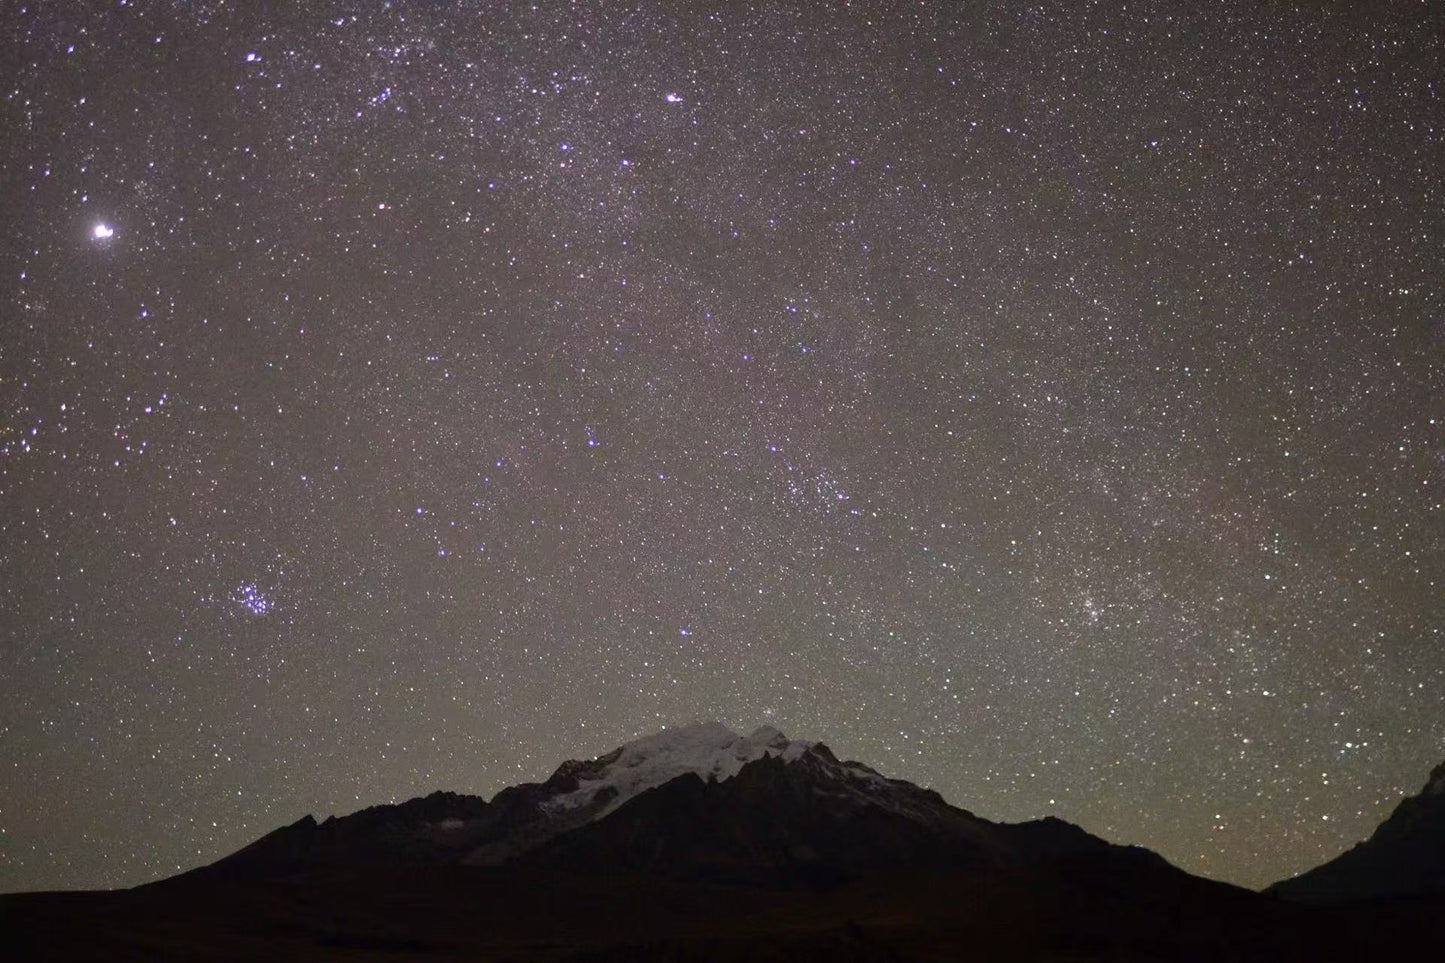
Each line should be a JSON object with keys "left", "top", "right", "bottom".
{"left": 0, "top": 1, "right": 1440, "bottom": 893}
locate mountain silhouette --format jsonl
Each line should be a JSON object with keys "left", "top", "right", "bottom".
{"left": 1269, "top": 759, "right": 1445, "bottom": 901}
{"left": 199, "top": 723, "right": 1157, "bottom": 887}
{"left": 4, "top": 724, "right": 1443, "bottom": 961}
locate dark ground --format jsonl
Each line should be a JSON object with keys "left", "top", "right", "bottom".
{"left": 4, "top": 859, "right": 1442, "bottom": 961}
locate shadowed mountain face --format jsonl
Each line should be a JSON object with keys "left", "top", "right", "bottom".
{"left": 516, "top": 745, "right": 1159, "bottom": 886}
{"left": 4, "top": 726, "right": 1444, "bottom": 962}
{"left": 1269, "top": 760, "right": 1445, "bottom": 902}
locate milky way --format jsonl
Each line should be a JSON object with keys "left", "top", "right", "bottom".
{"left": 1, "top": 2, "right": 1440, "bottom": 892}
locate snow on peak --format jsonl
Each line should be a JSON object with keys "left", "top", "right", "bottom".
{"left": 544, "top": 722, "right": 814, "bottom": 815}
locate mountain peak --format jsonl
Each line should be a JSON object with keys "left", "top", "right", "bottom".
{"left": 1424, "top": 759, "right": 1445, "bottom": 796}
{"left": 540, "top": 722, "right": 816, "bottom": 817}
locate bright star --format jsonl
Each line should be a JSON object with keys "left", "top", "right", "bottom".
{"left": 92, "top": 223, "right": 114, "bottom": 239}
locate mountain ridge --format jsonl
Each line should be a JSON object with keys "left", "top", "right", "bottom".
{"left": 1268, "top": 756, "right": 1445, "bottom": 901}
{"left": 192, "top": 724, "right": 1445, "bottom": 905}
{"left": 10, "top": 724, "right": 1445, "bottom": 961}
{"left": 191, "top": 721, "right": 1149, "bottom": 886}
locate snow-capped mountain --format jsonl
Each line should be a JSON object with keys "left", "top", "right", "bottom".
{"left": 1269, "top": 758, "right": 1445, "bottom": 901}
{"left": 199, "top": 722, "right": 1153, "bottom": 884}
{"left": 21, "top": 725, "right": 1444, "bottom": 962}
{"left": 538, "top": 722, "right": 814, "bottom": 817}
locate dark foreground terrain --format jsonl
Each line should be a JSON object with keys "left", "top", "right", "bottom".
{"left": 4, "top": 859, "right": 1442, "bottom": 962}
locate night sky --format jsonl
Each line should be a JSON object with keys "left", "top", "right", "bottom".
{"left": 1, "top": 1, "right": 1441, "bottom": 894}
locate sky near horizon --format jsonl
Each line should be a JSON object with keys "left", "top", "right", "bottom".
{"left": 1, "top": 0, "right": 1441, "bottom": 893}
